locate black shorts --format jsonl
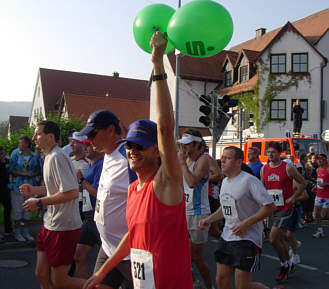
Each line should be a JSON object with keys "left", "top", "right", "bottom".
{"left": 78, "top": 217, "right": 101, "bottom": 247}
{"left": 209, "top": 196, "right": 220, "bottom": 213}
{"left": 215, "top": 238, "right": 261, "bottom": 272}
{"left": 94, "top": 247, "right": 133, "bottom": 289}
{"left": 269, "top": 209, "right": 293, "bottom": 229}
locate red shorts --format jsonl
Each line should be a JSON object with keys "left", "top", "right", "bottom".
{"left": 36, "top": 226, "right": 81, "bottom": 267}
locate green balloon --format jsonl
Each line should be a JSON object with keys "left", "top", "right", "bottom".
{"left": 133, "top": 4, "right": 175, "bottom": 54}
{"left": 167, "top": 0, "right": 233, "bottom": 58}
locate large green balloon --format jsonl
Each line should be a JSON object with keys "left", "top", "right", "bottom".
{"left": 133, "top": 4, "right": 175, "bottom": 54}
{"left": 167, "top": 0, "right": 233, "bottom": 58}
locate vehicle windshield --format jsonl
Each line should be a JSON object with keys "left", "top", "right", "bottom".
{"left": 292, "top": 138, "right": 326, "bottom": 154}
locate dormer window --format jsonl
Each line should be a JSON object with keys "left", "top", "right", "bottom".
{"left": 292, "top": 53, "right": 308, "bottom": 73}
{"left": 239, "top": 65, "right": 248, "bottom": 83}
{"left": 224, "top": 71, "right": 233, "bottom": 87}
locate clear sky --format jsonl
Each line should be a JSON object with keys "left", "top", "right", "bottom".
{"left": 0, "top": 0, "right": 328, "bottom": 102}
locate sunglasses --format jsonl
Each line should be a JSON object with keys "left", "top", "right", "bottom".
{"left": 124, "top": 141, "right": 146, "bottom": 151}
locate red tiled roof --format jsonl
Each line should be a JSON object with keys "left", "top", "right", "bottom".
{"left": 61, "top": 92, "right": 149, "bottom": 135}
{"left": 242, "top": 49, "right": 261, "bottom": 63}
{"left": 230, "top": 8, "right": 329, "bottom": 52}
{"left": 39, "top": 68, "right": 150, "bottom": 115}
{"left": 166, "top": 50, "right": 230, "bottom": 82}
{"left": 219, "top": 75, "right": 258, "bottom": 96}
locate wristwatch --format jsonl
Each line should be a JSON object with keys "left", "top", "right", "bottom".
{"left": 152, "top": 73, "right": 167, "bottom": 81}
{"left": 78, "top": 177, "right": 85, "bottom": 185}
{"left": 37, "top": 199, "right": 43, "bottom": 209}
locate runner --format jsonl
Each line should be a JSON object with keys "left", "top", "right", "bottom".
{"left": 83, "top": 31, "right": 193, "bottom": 289}
{"left": 74, "top": 140, "right": 104, "bottom": 278}
{"left": 177, "top": 129, "right": 213, "bottom": 289}
{"left": 199, "top": 146, "right": 276, "bottom": 289}
{"left": 20, "top": 120, "right": 83, "bottom": 289}
{"left": 312, "top": 153, "right": 329, "bottom": 238}
{"left": 261, "top": 141, "right": 307, "bottom": 282}
{"left": 77, "top": 108, "right": 136, "bottom": 289}
{"left": 248, "top": 147, "right": 263, "bottom": 179}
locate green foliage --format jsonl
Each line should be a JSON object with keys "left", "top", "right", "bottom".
{"left": 0, "top": 113, "right": 84, "bottom": 155}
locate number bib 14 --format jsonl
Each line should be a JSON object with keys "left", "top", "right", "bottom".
{"left": 220, "top": 194, "right": 238, "bottom": 221}
{"left": 131, "top": 248, "right": 156, "bottom": 289}
{"left": 268, "top": 189, "right": 284, "bottom": 206}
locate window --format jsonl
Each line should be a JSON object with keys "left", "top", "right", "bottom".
{"left": 292, "top": 53, "right": 308, "bottom": 73}
{"left": 270, "top": 54, "right": 286, "bottom": 73}
{"left": 239, "top": 65, "right": 248, "bottom": 83}
{"left": 291, "top": 99, "right": 308, "bottom": 120}
{"left": 270, "top": 100, "right": 286, "bottom": 120}
{"left": 224, "top": 71, "right": 232, "bottom": 87}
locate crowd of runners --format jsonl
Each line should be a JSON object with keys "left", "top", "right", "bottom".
{"left": 0, "top": 32, "right": 326, "bottom": 289}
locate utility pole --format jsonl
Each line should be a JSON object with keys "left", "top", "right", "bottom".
{"left": 174, "top": 0, "right": 182, "bottom": 140}
{"left": 211, "top": 93, "right": 217, "bottom": 160}
{"left": 239, "top": 107, "right": 243, "bottom": 149}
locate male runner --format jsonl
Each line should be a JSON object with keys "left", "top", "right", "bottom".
{"left": 78, "top": 108, "right": 136, "bottom": 289}
{"left": 312, "top": 153, "right": 329, "bottom": 238}
{"left": 248, "top": 147, "right": 263, "bottom": 179}
{"left": 200, "top": 146, "right": 276, "bottom": 289}
{"left": 74, "top": 141, "right": 104, "bottom": 278}
{"left": 83, "top": 31, "right": 193, "bottom": 289}
{"left": 261, "top": 141, "right": 307, "bottom": 282}
{"left": 177, "top": 129, "right": 213, "bottom": 289}
{"left": 20, "top": 120, "right": 83, "bottom": 289}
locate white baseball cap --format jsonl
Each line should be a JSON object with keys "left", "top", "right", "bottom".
{"left": 71, "top": 132, "right": 88, "bottom": 143}
{"left": 177, "top": 133, "right": 203, "bottom": 144}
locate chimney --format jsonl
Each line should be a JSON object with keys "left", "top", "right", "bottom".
{"left": 112, "top": 72, "right": 119, "bottom": 78}
{"left": 255, "top": 28, "right": 266, "bottom": 39}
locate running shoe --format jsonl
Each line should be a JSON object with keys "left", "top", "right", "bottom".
{"left": 276, "top": 266, "right": 289, "bottom": 282}
{"left": 291, "top": 254, "right": 301, "bottom": 264}
{"left": 312, "top": 230, "right": 324, "bottom": 238}
{"left": 289, "top": 263, "right": 296, "bottom": 274}
{"left": 23, "top": 232, "right": 35, "bottom": 241}
{"left": 14, "top": 233, "right": 26, "bottom": 242}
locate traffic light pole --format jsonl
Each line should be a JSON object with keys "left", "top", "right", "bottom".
{"left": 211, "top": 93, "right": 217, "bottom": 160}
{"left": 239, "top": 107, "right": 243, "bottom": 149}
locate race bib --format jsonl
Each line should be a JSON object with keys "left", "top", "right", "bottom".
{"left": 131, "top": 248, "right": 156, "bottom": 289}
{"left": 78, "top": 191, "right": 83, "bottom": 202}
{"left": 94, "top": 188, "right": 106, "bottom": 225}
{"left": 184, "top": 189, "right": 193, "bottom": 207}
{"left": 220, "top": 194, "right": 238, "bottom": 220}
{"left": 317, "top": 178, "right": 324, "bottom": 189}
{"left": 268, "top": 189, "right": 284, "bottom": 206}
{"left": 82, "top": 189, "right": 93, "bottom": 212}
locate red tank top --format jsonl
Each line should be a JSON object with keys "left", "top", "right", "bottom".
{"left": 126, "top": 175, "right": 193, "bottom": 289}
{"left": 263, "top": 161, "right": 293, "bottom": 210}
{"left": 316, "top": 165, "right": 329, "bottom": 199}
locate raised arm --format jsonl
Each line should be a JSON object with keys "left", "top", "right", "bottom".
{"left": 152, "top": 32, "right": 183, "bottom": 206}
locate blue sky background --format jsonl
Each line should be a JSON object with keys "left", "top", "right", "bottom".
{"left": 0, "top": 0, "right": 328, "bottom": 101}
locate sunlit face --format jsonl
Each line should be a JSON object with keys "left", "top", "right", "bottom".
{"left": 83, "top": 142, "right": 96, "bottom": 159}
{"left": 88, "top": 128, "right": 107, "bottom": 152}
{"left": 221, "top": 149, "right": 242, "bottom": 175}
{"left": 267, "top": 147, "right": 281, "bottom": 163}
{"left": 70, "top": 139, "right": 84, "bottom": 156}
{"left": 33, "top": 125, "right": 49, "bottom": 150}
{"left": 125, "top": 142, "right": 159, "bottom": 172}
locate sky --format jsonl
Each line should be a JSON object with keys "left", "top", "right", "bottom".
{"left": 0, "top": 0, "right": 328, "bottom": 102}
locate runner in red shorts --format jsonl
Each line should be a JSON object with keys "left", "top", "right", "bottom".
{"left": 20, "top": 120, "right": 87, "bottom": 289}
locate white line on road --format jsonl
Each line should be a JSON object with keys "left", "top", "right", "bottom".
{"left": 262, "top": 254, "right": 318, "bottom": 271}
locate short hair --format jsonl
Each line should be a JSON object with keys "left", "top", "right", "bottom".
{"left": 268, "top": 141, "right": 282, "bottom": 153}
{"left": 18, "top": 135, "right": 32, "bottom": 148}
{"left": 37, "top": 120, "right": 60, "bottom": 142}
{"left": 224, "top": 146, "right": 244, "bottom": 160}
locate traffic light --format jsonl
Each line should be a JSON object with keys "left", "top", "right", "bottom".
{"left": 218, "top": 95, "right": 239, "bottom": 113}
{"left": 242, "top": 112, "right": 254, "bottom": 129}
{"left": 199, "top": 94, "right": 212, "bottom": 127}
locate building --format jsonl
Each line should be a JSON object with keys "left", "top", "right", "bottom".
{"left": 30, "top": 68, "right": 150, "bottom": 128}
{"left": 219, "top": 8, "right": 329, "bottom": 138}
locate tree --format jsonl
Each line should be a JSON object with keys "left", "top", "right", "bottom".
{"left": 0, "top": 121, "right": 8, "bottom": 138}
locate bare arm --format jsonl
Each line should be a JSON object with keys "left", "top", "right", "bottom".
{"left": 20, "top": 184, "right": 47, "bottom": 196}
{"left": 208, "top": 157, "right": 223, "bottom": 184}
{"left": 181, "top": 155, "right": 209, "bottom": 188}
{"left": 260, "top": 166, "right": 265, "bottom": 185}
{"left": 287, "top": 165, "right": 307, "bottom": 202}
{"left": 83, "top": 232, "right": 130, "bottom": 289}
{"left": 81, "top": 180, "right": 97, "bottom": 198}
{"left": 151, "top": 32, "right": 183, "bottom": 206}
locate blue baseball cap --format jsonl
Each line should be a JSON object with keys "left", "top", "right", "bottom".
{"left": 79, "top": 109, "right": 119, "bottom": 136}
{"left": 123, "top": 120, "right": 157, "bottom": 147}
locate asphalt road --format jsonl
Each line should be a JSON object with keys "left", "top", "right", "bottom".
{"left": 0, "top": 222, "right": 328, "bottom": 289}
